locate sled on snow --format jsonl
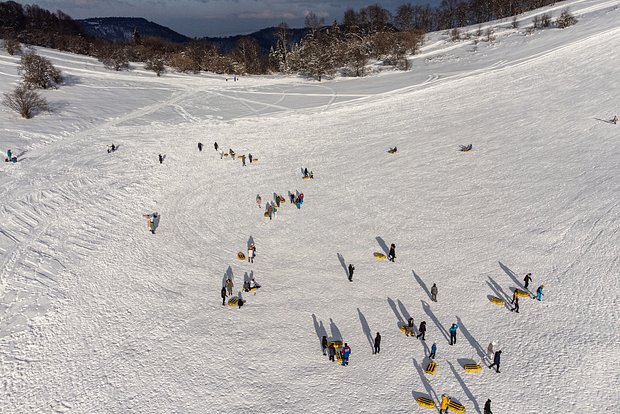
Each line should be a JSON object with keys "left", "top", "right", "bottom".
{"left": 227, "top": 297, "right": 239, "bottom": 307}
{"left": 515, "top": 289, "right": 530, "bottom": 297}
{"left": 237, "top": 252, "right": 246, "bottom": 261}
{"left": 448, "top": 400, "right": 466, "bottom": 413}
{"left": 463, "top": 363, "right": 481, "bottom": 372}
{"left": 416, "top": 396, "right": 435, "bottom": 409}
{"left": 373, "top": 252, "right": 386, "bottom": 260}
{"left": 399, "top": 325, "right": 415, "bottom": 336}
{"left": 459, "top": 144, "right": 473, "bottom": 152}
{"left": 489, "top": 296, "right": 504, "bottom": 306}
{"left": 425, "top": 361, "right": 437, "bottom": 375}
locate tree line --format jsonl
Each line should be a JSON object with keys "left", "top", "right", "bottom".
{"left": 2, "top": 0, "right": 573, "bottom": 82}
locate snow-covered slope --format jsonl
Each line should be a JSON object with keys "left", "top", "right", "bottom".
{"left": 1, "top": 1, "right": 619, "bottom": 412}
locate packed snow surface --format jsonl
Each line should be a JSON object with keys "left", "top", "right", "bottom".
{"left": 1, "top": 1, "right": 619, "bottom": 412}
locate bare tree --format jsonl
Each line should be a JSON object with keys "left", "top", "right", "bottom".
{"left": 18, "top": 52, "right": 62, "bottom": 89}
{"left": 555, "top": 9, "right": 577, "bottom": 29}
{"left": 3, "top": 83, "right": 48, "bottom": 118}
{"left": 3, "top": 36, "right": 22, "bottom": 55}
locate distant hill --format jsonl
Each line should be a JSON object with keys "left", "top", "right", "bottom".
{"left": 77, "top": 17, "right": 191, "bottom": 43}
{"left": 76, "top": 17, "right": 307, "bottom": 55}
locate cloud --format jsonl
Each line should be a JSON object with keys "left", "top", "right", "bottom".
{"left": 237, "top": 10, "right": 297, "bottom": 19}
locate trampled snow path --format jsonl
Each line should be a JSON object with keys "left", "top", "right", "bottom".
{"left": 1, "top": 0, "right": 619, "bottom": 412}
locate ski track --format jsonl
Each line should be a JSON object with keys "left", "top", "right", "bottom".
{"left": 1, "top": 0, "right": 619, "bottom": 412}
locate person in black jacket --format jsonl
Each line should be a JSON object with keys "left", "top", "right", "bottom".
{"left": 321, "top": 336, "right": 328, "bottom": 356}
{"left": 221, "top": 286, "right": 227, "bottom": 306}
{"left": 484, "top": 399, "right": 493, "bottom": 414}
{"left": 198, "top": 142, "right": 203, "bottom": 151}
{"left": 388, "top": 243, "right": 396, "bottom": 262}
{"left": 328, "top": 343, "right": 336, "bottom": 361}
{"left": 214, "top": 142, "right": 218, "bottom": 151}
{"left": 416, "top": 321, "right": 427, "bottom": 340}
{"left": 489, "top": 350, "right": 502, "bottom": 373}
{"left": 511, "top": 297, "right": 519, "bottom": 313}
{"left": 523, "top": 273, "right": 532, "bottom": 289}
{"left": 374, "top": 332, "right": 381, "bottom": 354}
{"left": 348, "top": 264, "right": 355, "bottom": 282}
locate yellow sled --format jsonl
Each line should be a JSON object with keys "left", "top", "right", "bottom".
{"left": 416, "top": 397, "right": 435, "bottom": 409}
{"left": 425, "top": 361, "right": 437, "bottom": 375}
{"left": 515, "top": 289, "right": 529, "bottom": 297}
{"left": 463, "top": 364, "right": 481, "bottom": 372}
{"left": 399, "top": 325, "right": 415, "bottom": 335}
{"left": 264, "top": 212, "right": 269, "bottom": 218}
{"left": 227, "top": 297, "right": 239, "bottom": 307}
{"left": 489, "top": 296, "right": 504, "bottom": 306}
{"left": 328, "top": 340, "right": 343, "bottom": 349}
{"left": 448, "top": 400, "right": 466, "bottom": 413}
{"left": 373, "top": 252, "right": 386, "bottom": 260}
{"left": 303, "top": 176, "right": 312, "bottom": 180}
{"left": 237, "top": 252, "right": 246, "bottom": 261}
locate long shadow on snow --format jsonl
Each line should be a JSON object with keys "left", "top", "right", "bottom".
{"left": 486, "top": 276, "right": 510, "bottom": 310}
{"left": 449, "top": 361, "right": 481, "bottom": 414}
{"left": 455, "top": 316, "right": 486, "bottom": 361}
{"left": 594, "top": 117, "right": 614, "bottom": 124}
{"left": 422, "top": 300, "right": 449, "bottom": 342}
{"left": 311, "top": 314, "right": 328, "bottom": 352}
{"left": 387, "top": 297, "right": 405, "bottom": 330}
{"left": 376, "top": 236, "right": 389, "bottom": 255}
{"left": 247, "top": 235, "right": 255, "bottom": 250}
{"left": 412, "top": 358, "right": 439, "bottom": 404}
{"left": 397, "top": 300, "right": 412, "bottom": 321}
{"left": 498, "top": 261, "right": 522, "bottom": 289}
{"left": 337, "top": 253, "right": 349, "bottom": 279}
{"left": 329, "top": 318, "right": 342, "bottom": 341}
{"left": 413, "top": 270, "right": 432, "bottom": 300}
{"left": 357, "top": 308, "right": 374, "bottom": 352}
{"left": 222, "top": 266, "right": 234, "bottom": 287}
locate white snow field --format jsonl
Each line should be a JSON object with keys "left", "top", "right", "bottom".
{"left": 1, "top": 0, "right": 619, "bottom": 412}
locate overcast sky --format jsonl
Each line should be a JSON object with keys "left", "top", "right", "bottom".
{"left": 15, "top": 0, "right": 440, "bottom": 37}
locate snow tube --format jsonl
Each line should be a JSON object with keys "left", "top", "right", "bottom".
{"left": 264, "top": 211, "right": 269, "bottom": 217}
{"left": 399, "top": 325, "right": 415, "bottom": 335}
{"left": 237, "top": 252, "right": 246, "bottom": 261}
{"left": 416, "top": 397, "right": 435, "bottom": 409}
{"left": 515, "top": 289, "right": 529, "bottom": 297}
{"left": 448, "top": 400, "right": 466, "bottom": 413}
{"left": 489, "top": 296, "right": 504, "bottom": 306}
{"left": 373, "top": 252, "right": 386, "bottom": 260}
{"left": 425, "top": 361, "right": 437, "bottom": 375}
{"left": 303, "top": 176, "right": 311, "bottom": 180}
{"left": 227, "top": 297, "right": 239, "bottom": 307}
{"left": 463, "top": 364, "right": 481, "bottom": 372}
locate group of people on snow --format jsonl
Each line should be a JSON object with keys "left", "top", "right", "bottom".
{"left": 4, "top": 148, "right": 17, "bottom": 163}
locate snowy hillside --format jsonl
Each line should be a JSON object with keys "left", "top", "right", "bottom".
{"left": 1, "top": 1, "right": 619, "bottom": 413}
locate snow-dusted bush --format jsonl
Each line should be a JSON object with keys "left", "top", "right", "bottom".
{"left": 18, "top": 52, "right": 62, "bottom": 89}
{"left": 144, "top": 57, "right": 165, "bottom": 76}
{"left": 555, "top": 9, "right": 578, "bottom": 29}
{"left": 3, "top": 83, "right": 48, "bottom": 118}
{"left": 3, "top": 36, "right": 21, "bottom": 55}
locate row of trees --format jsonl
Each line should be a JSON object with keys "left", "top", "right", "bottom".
{"left": 2, "top": 0, "right": 575, "bottom": 82}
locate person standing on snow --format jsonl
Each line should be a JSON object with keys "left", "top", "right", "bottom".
{"left": 612, "top": 115, "right": 618, "bottom": 124}
{"left": 388, "top": 243, "right": 396, "bottom": 262}
{"left": 219, "top": 149, "right": 224, "bottom": 159}
{"left": 321, "top": 336, "right": 328, "bottom": 356}
{"left": 248, "top": 243, "right": 256, "bottom": 263}
{"left": 299, "top": 192, "right": 305, "bottom": 204}
{"left": 439, "top": 394, "right": 450, "bottom": 414}
{"left": 267, "top": 204, "right": 274, "bottom": 220}
{"left": 511, "top": 289, "right": 518, "bottom": 304}
{"left": 341, "top": 343, "right": 351, "bottom": 365}
{"left": 489, "top": 350, "right": 502, "bottom": 373}
{"left": 523, "top": 273, "right": 532, "bottom": 289}
{"left": 348, "top": 264, "right": 355, "bottom": 282}
{"left": 417, "top": 321, "right": 426, "bottom": 340}
{"left": 214, "top": 142, "right": 218, "bottom": 151}
{"left": 511, "top": 296, "right": 520, "bottom": 313}
{"left": 229, "top": 149, "right": 235, "bottom": 159}
{"left": 374, "top": 332, "right": 381, "bottom": 354}
{"left": 486, "top": 342, "right": 496, "bottom": 361}
{"left": 535, "top": 284, "right": 544, "bottom": 301}
{"left": 303, "top": 167, "right": 309, "bottom": 177}
{"left": 241, "top": 154, "right": 246, "bottom": 166}
{"left": 221, "top": 286, "right": 227, "bottom": 306}
{"left": 429, "top": 342, "right": 437, "bottom": 359}
{"left": 431, "top": 283, "right": 438, "bottom": 302}
{"left": 328, "top": 343, "right": 336, "bottom": 361}
{"left": 484, "top": 399, "right": 493, "bottom": 414}
{"left": 6, "top": 149, "right": 12, "bottom": 160}
{"left": 449, "top": 323, "right": 458, "bottom": 345}
{"left": 256, "top": 195, "right": 262, "bottom": 208}
{"left": 197, "top": 142, "right": 203, "bottom": 152}
{"left": 226, "top": 278, "right": 234, "bottom": 296}
{"left": 248, "top": 153, "right": 253, "bottom": 164}
{"left": 406, "top": 317, "right": 415, "bottom": 336}
{"left": 158, "top": 154, "right": 164, "bottom": 164}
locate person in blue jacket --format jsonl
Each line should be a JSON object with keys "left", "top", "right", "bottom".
{"left": 535, "top": 284, "right": 544, "bottom": 301}
{"left": 429, "top": 342, "right": 437, "bottom": 359}
{"left": 449, "top": 323, "right": 458, "bottom": 345}
{"left": 341, "top": 343, "right": 351, "bottom": 366}
{"left": 6, "top": 149, "right": 12, "bottom": 160}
